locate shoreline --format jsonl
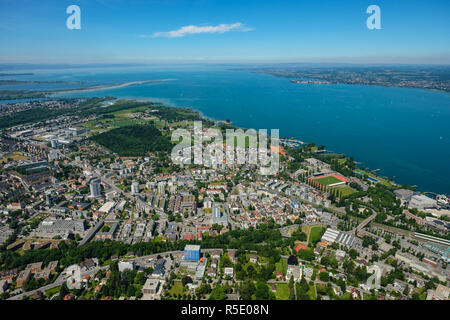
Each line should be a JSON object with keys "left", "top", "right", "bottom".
{"left": 0, "top": 79, "right": 179, "bottom": 102}
{"left": 2, "top": 74, "right": 448, "bottom": 194}
{"left": 109, "top": 97, "right": 413, "bottom": 193}
{"left": 51, "top": 79, "right": 178, "bottom": 95}
{"left": 79, "top": 96, "right": 448, "bottom": 194}
{"left": 1, "top": 93, "right": 446, "bottom": 195}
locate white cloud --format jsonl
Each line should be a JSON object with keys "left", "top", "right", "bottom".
{"left": 142, "top": 22, "right": 253, "bottom": 38}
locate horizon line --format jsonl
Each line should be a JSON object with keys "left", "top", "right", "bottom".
{"left": 1, "top": 61, "right": 450, "bottom": 67}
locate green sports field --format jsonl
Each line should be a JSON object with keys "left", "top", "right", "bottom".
{"left": 313, "top": 175, "right": 343, "bottom": 186}
{"left": 308, "top": 226, "right": 325, "bottom": 245}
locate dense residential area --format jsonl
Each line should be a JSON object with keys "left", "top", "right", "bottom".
{"left": 0, "top": 97, "right": 448, "bottom": 301}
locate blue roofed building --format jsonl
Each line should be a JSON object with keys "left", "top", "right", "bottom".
{"left": 184, "top": 244, "right": 201, "bottom": 261}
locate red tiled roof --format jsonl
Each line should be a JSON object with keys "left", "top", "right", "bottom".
{"left": 295, "top": 243, "right": 308, "bottom": 252}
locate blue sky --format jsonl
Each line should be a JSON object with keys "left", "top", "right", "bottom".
{"left": 0, "top": 0, "right": 449, "bottom": 64}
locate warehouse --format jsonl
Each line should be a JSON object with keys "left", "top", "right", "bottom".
{"left": 321, "top": 228, "right": 356, "bottom": 247}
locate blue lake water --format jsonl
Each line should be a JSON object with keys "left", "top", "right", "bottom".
{"left": 3, "top": 65, "right": 450, "bottom": 194}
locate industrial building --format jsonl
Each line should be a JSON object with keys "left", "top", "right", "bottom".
{"left": 321, "top": 228, "right": 356, "bottom": 247}
{"left": 409, "top": 194, "right": 437, "bottom": 210}
{"left": 36, "top": 219, "right": 85, "bottom": 235}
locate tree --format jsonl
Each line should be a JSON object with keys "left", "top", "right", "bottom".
{"left": 219, "top": 254, "right": 233, "bottom": 269}
{"left": 403, "top": 284, "right": 410, "bottom": 296}
{"left": 298, "top": 248, "right": 315, "bottom": 261}
{"left": 349, "top": 249, "right": 358, "bottom": 259}
{"left": 246, "top": 265, "right": 257, "bottom": 279}
{"left": 296, "top": 277, "right": 310, "bottom": 300}
{"left": 239, "top": 280, "right": 255, "bottom": 300}
{"left": 255, "top": 281, "right": 273, "bottom": 300}
{"left": 58, "top": 282, "right": 69, "bottom": 300}
{"left": 319, "top": 272, "right": 330, "bottom": 282}
{"left": 289, "top": 276, "right": 295, "bottom": 300}
{"left": 182, "top": 276, "right": 193, "bottom": 287}
{"left": 209, "top": 285, "right": 227, "bottom": 300}
{"left": 287, "top": 255, "right": 298, "bottom": 266}
{"left": 411, "top": 291, "right": 421, "bottom": 300}
{"left": 135, "top": 272, "right": 147, "bottom": 285}
{"left": 362, "top": 236, "right": 375, "bottom": 248}
{"left": 196, "top": 283, "right": 212, "bottom": 297}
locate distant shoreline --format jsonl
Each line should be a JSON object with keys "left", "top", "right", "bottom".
{"left": 0, "top": 79, "right": 178, "bottom": 102}
{"left": 52, "top": 79, "right": 178, "bottom": 95}
{"left": 0, "top": 80, "right": 84, "bottom": 86}
{"left": 231, "top": 66, "right": 450, "bottom": 93}
{"left": 0, "top": 73, "right": 34, "bottom": 77}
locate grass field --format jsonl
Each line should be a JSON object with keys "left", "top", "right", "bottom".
{"left": 101, "top": 259, "right": 113, "bottom": 266}
{"left": 302, "top": 225, "right": 324, "bottom": 242}
{"left": 0, "top": 152, "right": 28, "bottom": 164}
{"left": 275, "top": 258, "right": 288, "bottom": 275}
{"left": 308, "top": 226, "right": 325, "bottom": 245}
{"left": 314, "top": 176, "right": 343, "bottom": 186}
{"left": 83, "top": 105, "right": 166, "bottom": 134}
{"left": 308, "top": 286, "right": 317, "bottom": 300}
{"left": 203, "top": 208, "right": 212, "bottom": 214}
{"left": 333, "top": 185, "right": 357, "bottom": 197}
{"left": 275, "top": 283, "right": 290, "bottom": 300}
{"left": 45, "top": 285, "right": 61, "bottom": 298}
{"left": 169, "top": 281, "right": 184, "bottom": 297}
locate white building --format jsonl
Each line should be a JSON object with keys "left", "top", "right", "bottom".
{"left": 131, "top": 182, "right": 140, "bottom": 194}
{"left": 157, "top": 181, "right": 166, "bottom": 194}
{"left": 98, "top": 201, "right": 115, "bottom": 215}
{"left": 224, "top": 267, "right": 234, "bottom": 278}
{"left": 142, "top": 278, "right": 160, "bottom": 295}
{"left": 118, "top": 260, "right": 136, "bottom": 272}
{"left": 286, "top": 265, "right": 302, "bottom": 282}
{"left": 321, "top": 228, "right": 340, "bottom": 243}
{"left": 90, "top": 178, "right": 101, "bottom": 198}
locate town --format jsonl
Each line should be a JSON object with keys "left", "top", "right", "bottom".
{"left": 0, "top": 97, "right": 448, "bottom": 301}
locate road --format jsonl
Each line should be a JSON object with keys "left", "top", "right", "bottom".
{"left": 8, "top": 249, "right": 186, "bottom": 301}
{"left": 355, "top": 212, "right": 377, "bottom": 233}
{"left": 7, "top": 265, "right": 109, "bottom": 300}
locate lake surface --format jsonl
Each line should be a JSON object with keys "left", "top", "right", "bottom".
{"left": 2, "top": 65, "right": 450, "bottom": 194}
